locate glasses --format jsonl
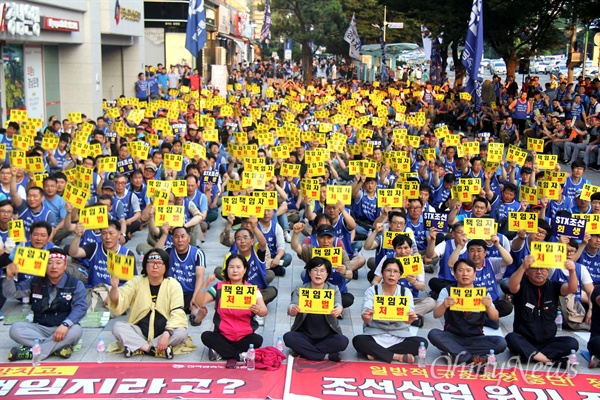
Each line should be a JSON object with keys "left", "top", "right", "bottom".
{"left": 567, "top": 249, "right": 576, "bottom": 255}
{"left": 390, "top": 220, "right": 405, "bottom": 226}
{"left": 310, "top": 268, "right": 328, "bottom": 275}
{"left": 0, "top": 210, "right": 13, "bottom": 214}
{"left": 235, "top": 236, "right": 252, "bottom": 242}
{"left": 147, "top": 261, "right": 165, "bottom": 268}
{"left": 408, "top": 207, "right": 422, "bottom": 211}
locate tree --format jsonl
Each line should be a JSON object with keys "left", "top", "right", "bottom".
{"left": 271, "top": 0, "right": 347, "bottom": 82}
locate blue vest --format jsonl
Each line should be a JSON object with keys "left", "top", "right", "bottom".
{"left": 167, "top": 245, "right": 205, "bottom": 293}
{"left": 229, "top": 246, "right": 268, "bottom": 290}
{"left": 114, "top": 190, "right": 135, "bottom": 219}
{"left": 261, "top": 220, "right": 279, "bottom": 257}
{"left": 30, "top": 274, "right": 79, "bottom": 327}
{"left": 513, "top": 99, "right": 528, "bottom": 119}
{"left": 552, "top": 263, "right": 583, "bottom": 301}
{"left": 87, "top": 244, "right": 133, "bottom": 287}
{"left": 439, "top": 240, "right": 463, "bottom": 282}
{"left": 184, "top": 190, "right": 205, "bottom": 221}
{"left": 579, "top": 249, "right": 600, "bottom": 284}
{"left": 406, "top": 216, "right": 427, "bottom": 250}
{"left": 352, "top": 191, "right": 380, "bottom": 223}
{"left": 19, "top": 206, "right": 53, "bottom": 241}
{"left": 333, "top": 216, "right": 354, "bottom": 258}
{"left": 473, "top": 259, "right": 500, "bottom": 301}
{"left": 563, "top": 177, "right": 588, "bottom": 204}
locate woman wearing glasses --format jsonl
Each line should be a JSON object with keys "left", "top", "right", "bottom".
{"left": 284, "top": 257, "right": 349, "bottom": 362}
{"left": 108, "top": 248, "right": 188, "bottom": 359}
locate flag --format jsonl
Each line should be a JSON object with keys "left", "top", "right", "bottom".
{"left": 430, "top": 38, "right": 443, "bottom": 85}
{"left": 260, "top": 0, "right": 272, "bottom": 43}
{"left": 462, "top": 0, "right": 484, "bottom": 103}
{"left": 379, "top": 27, "right": 388, "bottom": 83}
{"left": 344, "top": 13, "right": 361, "bottom": 60}
{"left": 114, "top": 0, "right": 121, "bottom": 25}
{"left": 185, "top": 0, "right": 207, "bottom": 57}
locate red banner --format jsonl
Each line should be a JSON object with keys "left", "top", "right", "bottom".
{"left": 286, "top": 358, "right": 600, "bottom": 399}
{"left": 0, "top": 362, "right": 285, "bottom": 399}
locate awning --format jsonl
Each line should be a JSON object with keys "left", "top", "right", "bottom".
{"left": 360, "top": 43, "right": 420, "bottom": 57}
{"left": 218, "top": 33, "right": 248, "bottom": 50}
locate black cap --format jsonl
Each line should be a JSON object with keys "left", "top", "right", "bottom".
{"left": 315, "top": 225, "right": 336, "bottom": 237}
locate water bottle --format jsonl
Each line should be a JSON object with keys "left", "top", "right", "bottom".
{"left": 276, "top": 336, "right": 284, "bottom": 352}
{"left": 485, "top": 350, "right": 497, "bottom": 377}
{"left": 22, "top": 296, "right": 30, "bottom": 314}
{"left": 246, "top": 344, "right": 255, "bottom": 371}
{"left": 567, "top": 349, "right": 578, "bottom": 377}
{"left": 74, "top": 338, "right": 83, "bottom": 352}
{"left": 97, "top": 337, "right": 106, "bottom": 364}
{"left": 32, "top": 339, "right": 41, "bottom": 367}
{"left": 137, "top": 252, "right": 144, "bottom": 270}
{"left": 418, "top": 342, "right": 427, "bottom": 368}
{"left": 555, "top": 311, "right": 563, "bottom": 334}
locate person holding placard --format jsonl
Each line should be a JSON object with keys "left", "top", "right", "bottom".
{"left": 4, "top": 248, "right": 86, "bottom": 361}
{"left": 448, "top": 196, "right": 489, "bottom": 226}
{"left": 10, "top": 171, "right": 56, "bottom": 241}
{"left": 7, "top": 221, "right": 59, "bottom": 282}
{"left": 109, "top": 248, "right": 188, "bottom": 359}
{"left": 323, "top": 200, "right": 365, "bottom": 276}
{"left": 284, "top": 257, "right": 348, "bottom": 362}
{"left": 577, "top": 232, "right": 600, "bottom": 285}
{"left": 570, "top": 189, "right": 592, "bottom": 214}
{"left": 111, "top": 174, "right": 142, "bottom": 241}
{"left": 184, "top": 174, "right": 208, "bottom": 241}
{"left": 354, "top": 257, "right": 428, "bottom": 363}
{"left": 448, "top": 236, "right": 514, "bottom": 328}
{"left": 371, "top": 235, "right": 435, "bottom": 326}
{"left": 42, "top": 177, "right": 68, "bottom": 244}
{"left": 588, "top": 284, "right": 600, "bottom": 368}
{"left": 351, "top": 175, "right": 380, "bottom": 240}
{"left": 195, "top": 254, "right": 267, "bottom": 363}
{"left": 563, "top": 160, "right": 590, "bottom": 203}
{"left": 427, "top": 222, "right": 470, "bottom": 299}
{"left": 428, "top": 258, "right": 507, "bottom": 367}
{"left": 506, "top": 254, "right": 579, "bottom": 367}
{"left": 0, "top": 166, "right": 23, "bottom": 200}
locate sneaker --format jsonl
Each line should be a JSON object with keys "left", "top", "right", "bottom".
{"left": 589, "top": 355, "right": 600, "bottom": 369}
{"left": 411, "top": 315, "right": 424, "bottom": 328}
{"left": 255, "top": 315, "right": 265, "bottom": 326}
{"left": 590, "top": 165, "right": 600, "bottom": 172}
{"left": 424, "top": 264, "right": 434, "bottom": 274}
{"left": 150, "top": 345, "right": 174, "bottom": 359}
{"left": 52, "top": 345, "right": 72, "bottom": 359}
{"left": 124, "top": 346, "right": 146, "bottom": 358}
{"left": 189, "top": 314, "right": 202, "bottom": 327}
{"left": 284, "top": 231, "right": 292, "bottom": 243}
{"left": 328, "top": 352, "right": 342, "bottom": 362}
{"left": 208, "top": 348, "right": 222, "bottom": 361}
{"left": 272, "top": 266, "right": 286, "bottom": 277}
{"left": 8, "top": 346, "right": 32, "bottom": 361}
{"left": 238, "top": 351, "right": 247, "bottom": 362}
{"left": 352, "top": 270, "right": 359, "bottom": 280}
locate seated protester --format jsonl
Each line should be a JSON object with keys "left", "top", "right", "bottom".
{"left": 256, "top": 207, "right": 292, "bottom": 277}
{"left": 431, "top": 173, "right": 456, "bottom": 211}
{"left": 184, "top": 174, "right": 209, "bottom": 241}
{"left": 447, "top": 196, "right": 489, "bottom": 226}
{"left": 262, "top": 178, "right": 292, "bottom": 243}
{"left": 110, "top": 175, "right": 142, "bottom": 240}
{"left": 351, "top": 175, "right": 381, "bottom": 240}
{"left": 116, "top": 144, "right": 137, "bottom": 178}
{"left": 448, "top": 236, "right": 514, "bottom": 328}
{"left": 301, "top": 213, "right": 347, "bottom": 250}
{"left": 156, "top": 225, "right": 205, "bottom": 321}
{"left": 128, "top": 170, "right": 147, "bottom": 216}
{"left": 371, "top": 235, "right": 436, "bottom": 326}
{"left": 506, "top": 254, "right": 579, "bottom": 366}
{"left": 353, "top": 258, "right": 429, "bottom": 363}
{"left": 540, "top": 184, "right": 572, "bottom": 222}
{"left": 8, "top": 222, "right": 58, "bottom": 282}
{"left": 80, "top": 157, "right": 102, "bottom": 199}
{"left": 0, "top": 165, "right": 24, "bottom": 200}
{"left": 216, "top": 217, "right": 278, "bottom": 305}
{"left": 290, "top": 223, "right": 354, "bottom": 308}
{"left": 284, "top": 257, "right": 349, "bottom": 362}
{"left": 589, "top": 285, "right": 600, "bottom": 368}
{"left": 68, "top": 220, "right": 136, "bottom": 288}
{"left": 405, "top": 198, "right": 428, "bottom": 254}
{"left": 0, "top": 200, "right": 15, "bottom": 269}
{"left": 577, "top": 232, "right": 600, "bottom": 285}
{"left": 10, "top": 172, "right": 56, "bottom": 241}
{"left": 303, "top": 183, "right": 328, "bottom": 226}
{"left": 364, "top": 211, "right": 417, "bottom": 278}
{"left": 426, "top": 225, "right": 469, "bottom": 295}
{"left": 276, "top": 173, "right": 301, "bottom": 229}
{"left": 108, "top": 248, "right": 188, "bottom": 359}
{"left": 42, "top": 177, "right": 68, "bottom": 244}
{"left": 195, "top": 255, "right": 268, "bottom": 362}
{"left": 563, "top": 160, "right": 590, "bottom": 205}
{"left": 419, "top": 184, "right": 437, "bottom": 213}
{"left": 97, "top": 182, "right": 128, "bottom": 243}
{"left": 4, "top": 248, "right": 86, "bottom": 361}
{"left": 570, "top": 189, "right": 592, "bottom": 214}
{"left": 484, "top": 180, "right": 522, "bottom": 239}
{"left": 551, "top": 238, "right": 594, "bottom": 330}
{"left": 427, "top": 259, "right": 507, "bottom": 366}
{"left": 324, "top": 200, "right": 366, "bottom": 275}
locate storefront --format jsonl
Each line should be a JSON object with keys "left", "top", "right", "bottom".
{"left": 0, "top": 0, "right": 145, "bottom": 124}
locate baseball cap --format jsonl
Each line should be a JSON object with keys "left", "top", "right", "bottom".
{"left": 144, "top": 162, "right": 158, "bottom": 172}
{"left": 315, "top": 225, "right": 336, "bottom": 237}
{"left": 103, "top": 180, "right": 116, "bottom": 192}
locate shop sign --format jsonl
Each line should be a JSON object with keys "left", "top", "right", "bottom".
{"left": 0, "top": 2, "right": 41, "bottom": 36}
{"left": 42, "top": 17, "right": 79, "bottom": 32}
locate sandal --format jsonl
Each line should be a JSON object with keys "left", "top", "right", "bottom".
{"left": 398, "top": 354, "right": 415, "bottom": 364}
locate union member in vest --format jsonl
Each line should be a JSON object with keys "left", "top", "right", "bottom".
{"left": 506, "top": 255, "right": 579, "bottom": 367}
{"left": 588, "top": 285, "right": 600, "bottom": 368}
{"left": 354, "top": 258, "right": 428, "bottom": 363}
{"left": 109, "top": 248, "right": 188, "bottom": 359}
{"left": 284, "top": 257, "right": 349, "bottom": 362}
{"left": 4, "top": 248, "right": 86, "bottom": 361}
{"left": 195, "top": 254, "right": 268, "bottom": 363}
{"left": 427, "top": 258, "right": 507, "bottom": 366}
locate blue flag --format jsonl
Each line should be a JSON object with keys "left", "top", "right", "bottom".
{"left": 462, "top": 0, "right": 484, "bottom": 103}
{"left": 185, "top": 0, "right": 207, "bottom": 57}
{"left": 260, "top": 0, "right": 271, "bottom": 43}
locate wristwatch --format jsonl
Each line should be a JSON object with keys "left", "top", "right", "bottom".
{"left": 61, "top": 322, "right": 69, "bottom": 328}
{"left": 165, "top": 329, "right": 174, "bottom": 337}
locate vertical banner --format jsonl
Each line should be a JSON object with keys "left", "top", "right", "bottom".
{"left": 210, "top": 64, "right": 228, "bottom": 95}
{"left": 24, "top": 45, "right": 44, "bottom": 121}
{"left": 462, "top": 0, "right": 484, "bottom": 103}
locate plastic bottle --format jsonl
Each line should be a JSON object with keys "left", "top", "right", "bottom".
{"left": 32, "top": 339, "right": 41, "bottom": 367}
{"left": 137, "top": 252, "right": 144, "bottom": 269}
{"left": 246, "top": 344, "right": 255, "bottom": 371}
{"left": 22, "top": 296, "right": 30, "bottom": 314}
{"left": 567, "top": 349, "right": 578, "bottom": 377}
{"left": 418, "top": 342, "right": 426, "bottom": 368}
{"left": 74, "top": 338, "right": 83, "bottom": 352}
{"left": 485, "top": 349, "right": 496, "bottom": 377}
{"left": 276, "top": 336, "right": 284, "bottom": 352}
{"left": 97, "top": 337, "right": 106, "bottom": 364}
{"left": 555, "top": 311, "right": 563, "bottom": 334}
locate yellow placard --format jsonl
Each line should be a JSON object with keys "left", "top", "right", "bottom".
{"left": 13, "top": 247, "right": 49, "bottom": 277}
{"left": 530, "top": 242, "right": 567, "bottom": 268}
{"left": 170, "top": 180, "right": 187, "bottom": 197}
{"left": 527, "top": 138, "right": 544, "bottom": 152}
{"left": 464, "top": 218, "right": 496, "bottom": 240}
{"left": 226, "top": 179, "right": 243, "bottom": 192}
{"left": 253, "top": 190, "right": 278, "bottom": 210}
{"left": 580, "top": 184, "right": 600, "bottom": 201}
{"left": 25, "top": 156, "right": 45, "bottom": 173}
{"left": 164, "top": 154, "right": 183, "bottom": 170}
{"left": 449, "top": 287, "right": 487, "bottom": 312}
{"left": 573, "top": 213, "right": 600, "bottom": 235}
{"left": 301, "top": 179, "right": 320, "bottom": 199}
{"left": 458, "top": 178, "right": 482, "bottom": 194}
{"left": 298, "top": 288, "right": 335, "bottom": 315}
{"left": 68, "top": 112, "right": 82, "bottom": 124}
{"left": 422, "top": 148, "right": 436, "bottom": 161}
{"left": 41, "top": 135, "right": 59, "bottom": 151}
{"left": 237, "top": 196, "right": 265, "bottom": 218}
{"left": 311, "top": 247, "right": 343, "bottom": 266}
{"left": 281, "top": 162, "right": 301, "bottom": 178}
{"left": 536, "top": 154, "right": 557, "bottom": 170}
{"left": 75, "top": 165, "right": 94, "bottom": 184}
{"left": 12, "top": 134, "right": 33, "bottom": 151}
{"left": 80, "top": 205, "right": 109, "bottom": 230}
{"left": 508, "top": 212, "right": 538, "bottom": 233}
{"left": 64, "top": 183, "right": 89, "bottom": 209}
{"left": 32, "top": 173, "right": 48, "bottom": 188}
{"left": 306, "top": 162, "right": 326, "bottom": 178}
{"left": 373, "top": 295, "right": 410, "bottom": 321}
{"left": 382, "top": 231, "right": 413, "bottom": 249}
{"left": 520, "top": 185, "right": 537, "bottom": 204}
{"left": 146, "top": 179, "right": 171, "bottom": 198}
{"left": 271, "top": 145, "right": 290, "bottom": 160}
{"left": 452, "top": 185, "right": 473, "bottom": 202}
{"left": 10, "top": 109, "right": 28, "bottom": 122}
{"left": 506, "top": 145, "right": 527, "bottom": 166}
{"left": 155, "top": 205, "right": 185, "bottom": 227}
{"left": 399, "top": 181, "right": 419, "bottom": 200}
{"left": 398, "top": 254, "right": 423, "bottom": 276}
{"left": 107, "top": 250, "right": 135, "bottom": 281}
{"left": 242, "top": 171, "right": 267, "bottom": 191}
{"left": 537, "top": 181, "right": 560, "bottom": 201}
{"left": 326, "top": 185, "right": 352, "bottom": 205}
{"left": 377, "top": 189, "right": 404, "bottom": 208}
{"left": 544, "top": 171, "right": 567, "bottom": 184}
{"left": 221, "top": 196, "right": 240, "bottom": 216}
{"left": 7, "top": 220, "right": 26, "bottom": 243}
{"left": 219, "top": 284, "right": 257, "bottom": 310}
{"left": 462, "top": 142, "right": 480, "bottom": 156}
{"left": 153, "top": 188, "right": 170, "bottom": 208}
{"left": 97, "top": 157, "right": 117, "bottom": 173}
